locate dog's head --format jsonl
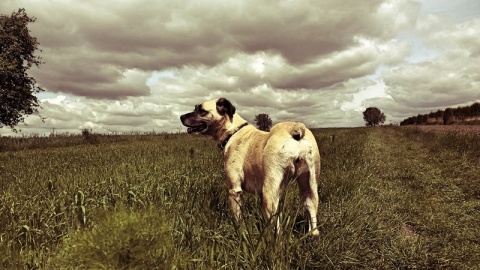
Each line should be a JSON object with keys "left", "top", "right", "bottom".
{"left": 180, "top": 98, "right": 236, "bottom": 136}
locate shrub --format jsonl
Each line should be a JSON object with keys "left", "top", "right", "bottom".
{"left": 81, "top": 128, "right": 98, "bottom": 144}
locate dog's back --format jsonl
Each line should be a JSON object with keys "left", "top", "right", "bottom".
{"left": 266, "top": 122, "right": 320, "bottom": 182}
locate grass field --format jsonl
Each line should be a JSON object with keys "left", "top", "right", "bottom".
{"left": 1, "top": 127, "right": 479, "bottom": 269}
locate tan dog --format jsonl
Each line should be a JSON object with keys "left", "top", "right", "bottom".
{"left": 180, "top": 98, "right": 320, "bottom": 235}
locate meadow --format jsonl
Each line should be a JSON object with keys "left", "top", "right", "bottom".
{"left": 0, "top": 127, "right": 479, "bottom": 269}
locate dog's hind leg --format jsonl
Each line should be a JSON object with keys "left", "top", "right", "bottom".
{"left": 261, "top": 169, "right": 285, "bottom": 235}
{"left": 262, "top": 190, "right": 281, "bottom": 235}
{"left": 261, "top": 186, "right": 280, "bottom": 220}
{"left": 297, "top": 170, "right": 320, "bottom": 236}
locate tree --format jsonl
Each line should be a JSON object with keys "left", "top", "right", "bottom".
{"left": 1, "top": 9, "right": 44, "bottom": 131}
{"left": 443, "top": 108, "right": 453, "bottom": 125}
{"left": 471, "top": 102, "right": 480, "bottom": 117}
{"left": 363, "top": 107, "right": 386, "bottom": 126}
{"left": 254, "top": 113, "right": 272, "bottom": 131}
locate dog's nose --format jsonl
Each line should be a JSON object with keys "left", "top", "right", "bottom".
{"left": 180, "top": 114, "right": 185, "bottom": 122}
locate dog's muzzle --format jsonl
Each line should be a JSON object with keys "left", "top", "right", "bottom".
{"left": 180, "top": 114, "right": 208, "bottom": 134}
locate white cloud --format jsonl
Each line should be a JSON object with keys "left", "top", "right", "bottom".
{"left": 383, "top": 16, "right": 480, "bottom": 111}
{"left": 341, "top": 79, "right": 392, "bottom": 112}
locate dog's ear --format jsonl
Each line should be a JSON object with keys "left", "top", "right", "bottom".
{"left": 216, "top": 98, "right": 236, "bottom": 120}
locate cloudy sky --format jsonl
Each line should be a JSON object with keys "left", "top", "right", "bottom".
{"left": 1, "top": 0, "right": 480, "bottom": 135}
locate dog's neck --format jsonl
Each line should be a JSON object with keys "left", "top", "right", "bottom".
{"left": 217, "top": 114, "right": 248, "bottom": 149}
{"left": 218, "top": 122, "right": 248, "bottom": 149}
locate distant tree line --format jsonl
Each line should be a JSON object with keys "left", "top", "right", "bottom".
{"left": 400, "top": 102, "right": 480, "bottom": 126}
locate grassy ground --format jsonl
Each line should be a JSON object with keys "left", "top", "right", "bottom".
{"left": 0, "top": 127, "right": 479, "bottom": 269}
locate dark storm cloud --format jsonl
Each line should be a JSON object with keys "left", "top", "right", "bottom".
{"left": 1, "top": 0, "right": 419, "bottom": 99}
{"left": 2, "top": 0, "right": 479, "bottom": 135}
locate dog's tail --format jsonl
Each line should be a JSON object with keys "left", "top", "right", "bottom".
{"left": 290, "top": 122, "right": 306, "bottom": 141}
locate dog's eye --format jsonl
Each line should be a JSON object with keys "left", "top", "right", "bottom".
{"left": 195, "top": 105, "right": 208, "bottom": 115}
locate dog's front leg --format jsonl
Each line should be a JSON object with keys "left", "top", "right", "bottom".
{"left": 228, "top": 188, "right": 242, "bottom": 221}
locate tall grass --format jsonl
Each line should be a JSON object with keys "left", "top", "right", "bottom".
{"left": 0, "top": 131, "right": 178, "bottom": 152}
{"left": 0, "top": 127, "right": 479, "bottom": 269}
{"left": 401, "top": 126, "right": 480, "bottom": 160}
